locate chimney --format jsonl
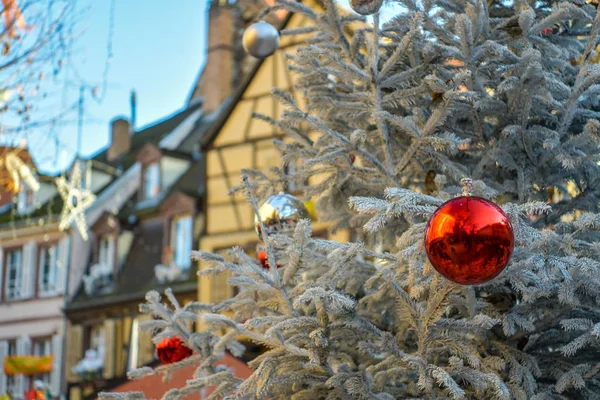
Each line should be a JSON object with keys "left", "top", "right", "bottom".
{"left": 190, "top": 0, "right": 241, "bottom": 112}
{"left": 130, "top": 90, "right": 137, "bottom": 130}
{"left": 107, "top": 118, "right": 131, "bottom": 162}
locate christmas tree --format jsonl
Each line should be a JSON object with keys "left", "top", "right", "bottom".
{"left": 102, "top": 0, "right": 600, "bottom": 397}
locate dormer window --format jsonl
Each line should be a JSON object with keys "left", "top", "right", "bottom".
{"left": 98, "top": 234, "right": 115, "bottom": 269}
{"left": 143, "top": 162, "right": 160, "bottom": 200}
{"left": 170, "top": 215, "right": 192, "bottom": 270}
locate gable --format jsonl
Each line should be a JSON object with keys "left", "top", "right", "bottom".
{"left": 210, "top": 11, "right": 313, "bottom": 150}
{"left": 202, "top": 5, "right": 320, "bottom": 237}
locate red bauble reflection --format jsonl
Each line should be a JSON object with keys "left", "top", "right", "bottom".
{"left": 156, "top": 337, "right": 193, "bottom": 364}
{"left": 424, "top": 196, "right": 514, "bottom": 285}
{"left": 258, "top": 250, "right": 280, "bottom": 269}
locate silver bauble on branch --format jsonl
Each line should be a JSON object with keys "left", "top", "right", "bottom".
{"left": 255, "top": 192, "right": 310, "bottom": 238}
{"left": 350, "top": 0, "right": 383, "bottom": 15}
{"left": 242, "top": 21, "right": 280, "bottom": 59}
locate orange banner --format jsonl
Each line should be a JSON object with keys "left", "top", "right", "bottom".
{"left": 4, "top": 355, "right": 53, "bottom": 375}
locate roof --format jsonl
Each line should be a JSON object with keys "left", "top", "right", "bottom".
{"left": 0, "top": 102, "right": 205, "bottom": 228}
{"left": 93, "top": 101, "right": 204, "bottom": 169}
{"left": 0, "top": 178, "right": 114, "bottom": 226}
{"left": 96, "top": 354, "right": 252, "bottom": 400}
{"left": 67, "top": 218, "right": 198, "bottom": 311}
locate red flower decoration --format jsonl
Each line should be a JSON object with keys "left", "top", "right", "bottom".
{"left": 258, "top": 250, "right": 280, "bottom": 269}
{"left": 156, "top": 337, "right": 193, "bottom": 364}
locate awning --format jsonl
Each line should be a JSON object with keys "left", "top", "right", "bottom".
{"left": 4, "top": 355, "right": 53, "bottom": 375}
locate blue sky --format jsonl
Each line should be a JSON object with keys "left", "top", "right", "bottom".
{"left": 37, "top": 0, "right": 208, "bottom": 171}
{"left": 30, "top": 0, "right": 399, "bottom": 173}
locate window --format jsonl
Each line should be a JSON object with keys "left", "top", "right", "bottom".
{"left": 170, "top": 215, "right": 192, "bottom": 269}
{"left": 32, "top": 338, "right": 52, "bottom": 388}
{"left": 5, "top": 248, "right": 23, "bottom": 300}
{"left": 6, "top": 340, "right": 17, "bottom": 395}
{"left": 143, "top": 163, "right": 160, "bottom": 199}
{"left": 38, "top": 244, "right": 59, "bottom": 295}
{"left": 98, "top": 234, "right": 114, "bottom": 268}
{"left": 17, "top": 183, "right": 35, "bottom": 212}
{"left": 89, "top": 325, "right": 105, "bottom": 354}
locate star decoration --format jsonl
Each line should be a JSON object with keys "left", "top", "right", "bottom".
{"left": 56, "top": 160, "right": 95, "bottom": 240}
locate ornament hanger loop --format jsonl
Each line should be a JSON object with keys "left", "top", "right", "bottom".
{"left": 461, "top": 177, "right": 472, "bottom": 197}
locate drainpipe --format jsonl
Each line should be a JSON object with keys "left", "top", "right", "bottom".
{"left": 59, "top": 231, "right": 73, "bottom": 400}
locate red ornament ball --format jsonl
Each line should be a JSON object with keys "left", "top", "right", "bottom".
{"left": 424, "top": 196, "right": 514, "bottom": 285}
{"left": 156, "top": 337, "right": 193, "bottom": 364}
{"left": 258, "top": 250, "right": 280, "bottom": 269}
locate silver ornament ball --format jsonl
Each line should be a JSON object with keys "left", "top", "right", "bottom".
{"left": 243, "top": 21, "right": 280, "bottom": 59}
{"left": 350, "top": 0, "right": 383, "bottom": 15}
{"left": 255, "top": 192, "right": 310, "bottom": 238}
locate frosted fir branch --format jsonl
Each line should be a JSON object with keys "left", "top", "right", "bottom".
{"left": 306, "top": 237, "right": 396, "bottom": 261}
{"left": 298, "top": 111, "right": 399, "bottom": 186}
{"left": 555, "top": 364, "right": 592, "bottom": 393}
{"left": 127, "top": 366, "right": 155, "bottom": 380}
{"left": 561, "top": 318, "right": 595, "bottom": 332}
{"left": 98, "top": 393, "right": 146, "bottom": 400}
{"left": 384, "top": 187, "right": 444, "bottom": 206}
{"left": 191, "top": 250, "right": 225, "bottom": 263}
{"left": 293, "top": 287, "right": 356, "bottom": 314}
{"left": 186, "top": 371, "right": 243, "bottom": 392}
{"left": 283, "top": 219, "right": 310, "bottom": 284}
{"left": 380, "top": 13, "right": 423, "bottom": 79}
{"left": 378, "top": 111, "right": 422, "bottom": 138}
{"left": 268, "top": 0, "right": 317, "bottom": 19}
{"left": 280, "top": 26, "right": 319, "bottom": 36}
{"left": 138, "top": 319, "right": 170, "bottom": 331}
{"left": 348, "top": 196, "right": 438, "bottom": 229}
{"left": 320, "top": 0, "right": 352, "bottom": 59}
{"left": 513, "top": 201, "right": 552, "bottom": 216}
{"left": 530, "top": 3, "right": 593, "bottom": 35}
{"left": 428, "top": 365, "right": 466, "bottom": 399}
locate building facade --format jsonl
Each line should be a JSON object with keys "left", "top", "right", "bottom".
{"left": 0, "top": 150, "right": 129, "bottom": 400}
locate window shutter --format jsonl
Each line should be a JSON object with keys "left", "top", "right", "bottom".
{"left": 37, "top": 248, "right": 45, "bottom": 294}
{"left": 0, "top": 340, "right": 8, "bottom": 396}
{"left": 65, "top": 325, "right": 82, "bottom": 383}
{"left": 103, "top": 319, "right": 116, "bottom": 379}
{"left": 16, "top": 336, "right": 31, "bottom": 397}
{"left": 55, "top": 236, "right": 71, "bottom": 294}
{"left": 183, "top": 216, "right": 193, "bottom": 269}
{"left": 136, "top": 314, "right": 155, "bottom": 367}
{"left": 21, "top": 242, "right": 36, "bottom": 299}
{"left": 50, "top": 334, "right": 63, "bottom": 397}
{"left": 0, "top": 248, "right": 4, "bottom": 300}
